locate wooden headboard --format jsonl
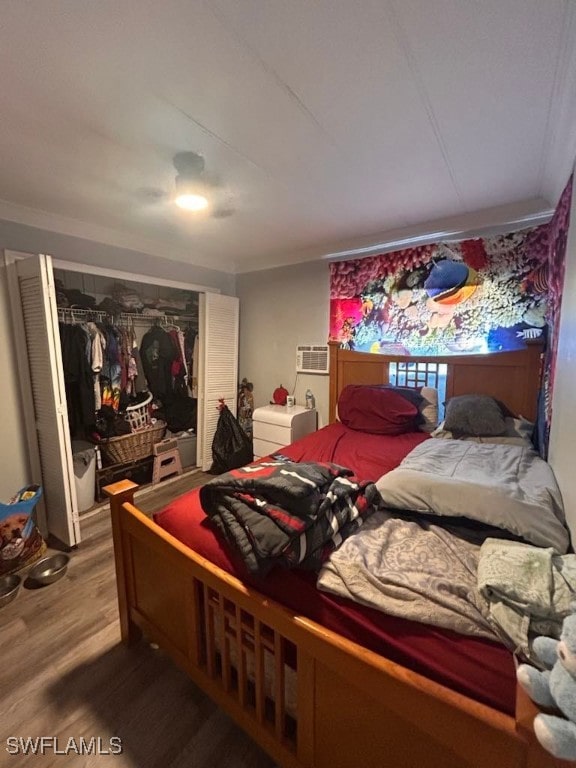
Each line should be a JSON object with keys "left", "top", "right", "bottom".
{"left": 328, "top": 341, "right": 543, "bottom": 423}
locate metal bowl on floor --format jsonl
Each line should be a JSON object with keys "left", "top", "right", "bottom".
{"left": 0, "top": 574, "right": 21, "bottom": 607}
{"left": 28, "top": 554, "right": 70, "bottom": 586}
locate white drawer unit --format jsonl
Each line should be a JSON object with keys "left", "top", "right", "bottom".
{"left": 252, "top": 405, "right": 317, "bottom": 459}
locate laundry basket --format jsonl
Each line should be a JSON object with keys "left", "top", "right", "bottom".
{"left": 125, "top": 392, "right": 153, "bottom": 432}
{"left": 99, "top": 420, "right": 166, "bottom": 465}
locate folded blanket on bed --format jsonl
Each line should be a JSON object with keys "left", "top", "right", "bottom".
{"left": 477, "top": 538, "right": 576, "bottom": 658}
{"left": 375, "top": 440, "right": 569, "bottom": 554}
{"left": 199, "top": 460, "right": 380, "bottom": 574}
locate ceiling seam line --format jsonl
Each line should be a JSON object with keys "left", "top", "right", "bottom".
{"left": 535, "top": 0, "right": 576, "bottom": 199}
{"left": 386, "top": 0, "right": 466, "bottom": 211}
{"left": 162, "top": 99, "right": 309, "bottom": 198}
{"left": 162, "top": 99, "right": 275, "bottom": 179}
{"left": 207, "top": 0, "right": 335, "bottom": 144}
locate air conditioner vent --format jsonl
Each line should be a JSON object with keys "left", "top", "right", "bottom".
{"left": 296, "top": 344, "right": 329, "bottom": 375}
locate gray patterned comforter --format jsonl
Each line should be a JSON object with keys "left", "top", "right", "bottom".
{"left": 318, "top": 510, "right": 499, "bottom": 640}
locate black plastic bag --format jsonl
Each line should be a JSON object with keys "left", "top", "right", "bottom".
{"left": 210, "top": 404, "right": 253, "bottom": 474}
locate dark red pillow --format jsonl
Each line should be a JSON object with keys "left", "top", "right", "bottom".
{"left": 337, "top": 385, "right": 419, "bottom": 435}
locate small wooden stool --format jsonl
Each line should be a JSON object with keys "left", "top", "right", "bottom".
{"left": 152, "top": 438, "right": 183, "bottom": 484}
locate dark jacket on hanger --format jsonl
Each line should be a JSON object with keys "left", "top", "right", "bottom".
{"left": 131, "top": 346, "right": 148, "bottom": 394}
{"left": 59, "top": 323, "right": 96, "bottom": 435}
{"left": 140, "top": 326, "right": 177, "bottom": 399}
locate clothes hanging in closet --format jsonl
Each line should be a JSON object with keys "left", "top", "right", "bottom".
{"left": 59, "top": 312, "right": 199, "bottom": 441}
{"left": 59, "top": 323, "right": 96, "bottom": 436}
{"left": 169, "top": 329, "right": 188, "bottom": 378}
{"left": 139, "top": 325, "right": 178, "bottom": 399}
{"left": 130, "top": 345, "right": 148, "bottom": 394}
{"left": 137, "top": 323, "right": 198, "bottom": 431}
{"left": 86, "top": 322, "right": 106, "bottom": 410}
{"left": 100, "top": 323, "right": 122, "bottom": 411}
{"left": 189, "top": 333, "right": 199, "bottom": 398}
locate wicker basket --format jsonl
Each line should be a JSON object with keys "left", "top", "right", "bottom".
{"left": 99, "top": 421, "right": 167, "bottom": 465}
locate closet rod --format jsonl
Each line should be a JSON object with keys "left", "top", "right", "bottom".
{"left": 56, "top": 307, "right": 197, "bottom": 323}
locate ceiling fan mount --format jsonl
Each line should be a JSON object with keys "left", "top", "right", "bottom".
{"left": 172, "top": 151, "right": 214, "bottom": 212}
{"left": 139, "top": 151, "right": 235, "bottom": 218}
{"left": 173, "top": 151, "right": 206, "bottom": 178}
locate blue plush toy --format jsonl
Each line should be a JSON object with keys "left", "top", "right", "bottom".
{"left": 517, "top": 611, "right": 576, "bottom": 761}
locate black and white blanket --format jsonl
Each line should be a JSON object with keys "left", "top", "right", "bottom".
{"left": 199, "top": 460, "right": 380, "bottom": 574}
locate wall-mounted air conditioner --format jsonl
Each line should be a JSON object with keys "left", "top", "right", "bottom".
{"left": 296, "top": 344, "right": 329, "bottom": 375}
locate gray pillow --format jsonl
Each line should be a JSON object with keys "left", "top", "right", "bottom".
{"left": 443, "top": 395, "right": 507, "bottom": 437}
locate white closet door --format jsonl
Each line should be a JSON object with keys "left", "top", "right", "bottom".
{"left": 13, "top": 254, "right": 80, "bottom": 546}
{"left": 197, "top": 293, "right": 240, "bottom": 471}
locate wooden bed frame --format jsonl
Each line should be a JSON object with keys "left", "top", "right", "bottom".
{"left": 106, "top": 341, "right": 563, "bottom": 768}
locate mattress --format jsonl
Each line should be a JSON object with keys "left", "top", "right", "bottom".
{"left": 154, "top": 423, "right": 516, "bottom": 715}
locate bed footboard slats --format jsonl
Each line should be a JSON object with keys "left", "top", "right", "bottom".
{"left": 236, "top": 605, "right": 248, "bottom": 707}
{"left": 202, "top": 582, "right": 216, "bottom": 678}
{"left": 254, "top": 618, "right": 265, "bottom": 722}
{"left": 218, "top": 595, "right": 231, "bottom": 692}
{"left": 274, "top": 631, "right": 286, "bottom": 739}
{"left": 198, "top": 582, "right": 297, "bottom": 751}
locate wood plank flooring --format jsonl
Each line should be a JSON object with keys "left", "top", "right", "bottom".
{"left": 0, "top": 472, "right": 275, "bottom": 768}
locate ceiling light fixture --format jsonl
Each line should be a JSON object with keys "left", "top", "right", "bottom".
{"left": 175, "top": 190, "right": 209, "bottom": 211}
{"left": 173, "top": 151, "right": 210, "bottom": 213}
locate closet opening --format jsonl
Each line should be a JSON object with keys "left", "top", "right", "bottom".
{"left": 7, "top": 250, "right": 239, "bottom": 547}
{"left": 54, "top": 268, "right": 200, "bottom": 516}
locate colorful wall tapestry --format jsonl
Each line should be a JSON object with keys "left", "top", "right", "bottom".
{"left": 329, "top": 228, "right": 551, "bottom": 356}
{"left": 329, "top": 175, "right": 573, "bottom": 457}
{"left": 536, "top": 175, "right": 572, "bottom": 457}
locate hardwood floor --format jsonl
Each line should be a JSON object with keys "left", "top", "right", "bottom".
{"left": 0, "top": 472, "right": 275, "bottom": 768}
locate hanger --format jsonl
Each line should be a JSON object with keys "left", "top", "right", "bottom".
{"left": 162, "top": 317, "right": 181, "bottom": 332}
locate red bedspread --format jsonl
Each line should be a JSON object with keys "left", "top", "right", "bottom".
{"left": 154, "top": 423, "right": 516, "bottom": 715}
{"left": 277, "top": 421, "right": 429, "bottom": 482}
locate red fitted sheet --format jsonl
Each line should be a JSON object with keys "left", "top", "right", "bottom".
{"left": 154, "top": 423, "right": 516, "bottom": 715}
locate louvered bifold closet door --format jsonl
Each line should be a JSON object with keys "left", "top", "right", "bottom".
{"left": 15, "top": 254, "right": 80, "bottom": 546}
{"left": 198, "top": 293, "right": 240, "bottom": 471}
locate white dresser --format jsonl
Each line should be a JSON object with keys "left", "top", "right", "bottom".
{"left": 252, "top": 405, "right": 317, "bottom": 459}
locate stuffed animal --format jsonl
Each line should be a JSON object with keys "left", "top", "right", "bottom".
{"left": 517, "top": 611, "right": 576, "bottom": 761}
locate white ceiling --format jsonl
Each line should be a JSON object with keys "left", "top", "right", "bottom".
{"left": 1, "top": 0, "right": 575, "bottom": 274}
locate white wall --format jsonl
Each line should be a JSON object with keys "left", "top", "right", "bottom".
{"left": 0, "top": 218, "right": 236, "bottom": 295}
{"left": 0, "top": 218, "right": 235, "bottom": 499}
{"left": 237, "top": 260, "right": 331, "bottom": 427}
{"left": 0, "top": 257, "right": 29, "bottom": 499}
{"left": 548, "top": 172, "right": 576, "bottom": 538}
